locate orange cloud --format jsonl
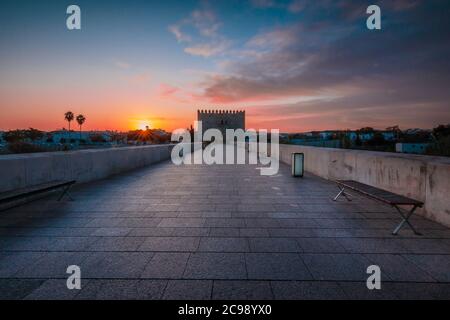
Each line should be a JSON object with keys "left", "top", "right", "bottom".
{"left": 156, "top": 83, "right": 180, "bottom": 97}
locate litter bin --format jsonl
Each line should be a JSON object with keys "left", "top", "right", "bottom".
{"left": 291, "top": 153, "right": 304, "bottom": 177}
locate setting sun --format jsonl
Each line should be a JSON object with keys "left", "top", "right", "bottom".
{"left": 131, "top": 120, "right": 152, "bottom": 131}
{"left": 138, "top": 122, "right": 151, "bottom": 130}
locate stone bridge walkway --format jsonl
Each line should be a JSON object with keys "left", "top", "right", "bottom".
{"left": 0, "top": 159, "right": 449, "bottom": 299}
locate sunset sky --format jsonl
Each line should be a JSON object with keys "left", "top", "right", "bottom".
{"left": 0, "top": 0, "right": 449, "bottom": 132}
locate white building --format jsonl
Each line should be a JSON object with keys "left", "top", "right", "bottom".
{"left": 346, "top": 132, "right": 358, "bottom": 141}
{"left": 381, "top": 131, "right": 396, "bottom": 141}
{"left": 358, "top": 132, "right": 374, "bottom": 141}
{"left": 319, "top": 131, "right": 335, "bottom": 139}
{"left": 396, "top": 143, "right": 430, "bottom": 154}
{"left": 44, "top": 131, "right": 115, "bottom": 144}
{"left": 0, "top": 131, "right": 5, "bottom": 148}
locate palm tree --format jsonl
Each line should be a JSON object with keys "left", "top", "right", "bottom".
{"left": 64, "top": 111, "right": 74, "bottom": 131}
{"left": 76, "top": 114, "right": 86, "bottom": 141}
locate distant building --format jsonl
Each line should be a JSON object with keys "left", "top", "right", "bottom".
{"left": 290, "top": 139, "right": 341, "bottom": 148}
{"left": 197, "top": 109, "right": 245, "bottom": 141}
{"left": 403, "top": 128, "right": 431, "bottom": 135}
{"left": 396, "top": 143, "right": 430, "bottom": 154}
{"left": 48, "top": 131, "right": 91, "bottom": 143}
{"left": 318, "top": 131, "right": 335, "bottom": 140}
{"left": 358, "top": 132, "right": 374, "bottom": 141}
{"left": 44, "top": 131, "right": 116, "bottom": 144}
{"left": 0, "top": 131, "right": 5, "bottom": 148}
{"left": 381, "top": 131, "right": 396, "bottom": 141}
{"left": 346, "top": 132, "right": 358, "bottom": 141}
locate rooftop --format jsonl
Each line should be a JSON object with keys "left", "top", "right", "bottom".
{"left": 0, "top": 155, "right": 449, "bottom": 299}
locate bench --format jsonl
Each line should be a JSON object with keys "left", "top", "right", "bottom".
{"left": 0, "top": 180, "right": 76, "bottom": 208}
{"left": 332, "top": 180, "right": 423, "bottom": 235}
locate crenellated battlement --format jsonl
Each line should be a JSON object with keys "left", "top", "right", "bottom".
{"left": 197, "top": 109, "right": 245, "bottom": 115}
{"left": 197, "top": 109, "right": 246, "bottom": 138}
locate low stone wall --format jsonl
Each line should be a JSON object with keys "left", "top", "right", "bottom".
{"left": 1, "top": 143, "right": 448, "bottom": 227}
{"left": 0, "top": 144, "right": 175, "bottom": 193}
{"left": 279, "top": 144, "right": 450, "bottom": 227}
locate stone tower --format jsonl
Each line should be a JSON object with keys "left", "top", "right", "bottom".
{"left": 197, "top": 109, "right": 245, "bottom": 139}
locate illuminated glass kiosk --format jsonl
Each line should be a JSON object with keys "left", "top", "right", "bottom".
{"left": 291, "top": 153, "right": 304, "bottom": 177}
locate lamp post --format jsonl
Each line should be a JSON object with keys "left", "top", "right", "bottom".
{"left": 291, "top": 153, "right": 304, "bottom": 177}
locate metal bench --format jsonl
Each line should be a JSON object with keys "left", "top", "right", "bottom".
{"left": 332, "top": 180, "right": 423, "bottom": 235}
{"left": 0, "top": 180, "right": 76, "bottom": 208}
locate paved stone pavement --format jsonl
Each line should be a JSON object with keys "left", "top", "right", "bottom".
{"left": 0, "top": 156, "right": 449, "bottom": 300}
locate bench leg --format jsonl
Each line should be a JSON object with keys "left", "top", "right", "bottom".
{"left": 392, "top": 205, "right": 421, "bottom": 236}
{"left": 57, "top": 184, "right": 74, "bottom": 201}
{"left": 333, "top": 186, "right": 352, "bottom": 202}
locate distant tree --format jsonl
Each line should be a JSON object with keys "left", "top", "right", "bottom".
{"left": 26, "top": 128, "right": 44, "bottom": 141}
{"left": 340, "top": 133, "right": 352, "bottom": 149}
{"left": 90, "top": 133, "right": 106, "bottom": 143}
{"left": 110, "top": 132, "right": 126, "bottom": 144}
{"left": 76, "top": 114, "right": 86, "bottom": 140}
{"left": 153, "top": 130, "right": 170, "bottom": 144}
{"left": 65, "top": 111, "right": 74, "bottom": 131}
{"left": 3, "top": 130, "right": 28, "bottom": 143}
{"left": 386, "top": 125, "right": 401, "bottom": 140}
{"left": 432, "top": 124, "right": 450, "bottom": 140}
{"left": 427, "top": 124, "right": 450, "bottom": 157}
{"left": 367, "top": 132, "right": 386, "bottom": 146}
{"left": 401, "top": 130, "right": 431, "bottom": 143}
{"left": 8, "top": 142, "right": 45, "bottom": 154}
{"left": 427, "top": 136, "right": 450, "bottom": 157}
{"left": 4, "top": 128, "right": 44, "bottom": 142}
{"left": 127, "top": 130, "right": 141, "bottom": 142}
{"left": 357, "top": 127, "right": 374, "bottom": 133}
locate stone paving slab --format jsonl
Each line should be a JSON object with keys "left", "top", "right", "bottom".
{"left": 163, "top": 280, "right": 212, "bottom": 300}
{"left": 403, "top": 254, "right": 450, "bottom": 282}
{"left": 271, "top": 281, "right": 345, "bottom": 300}
{"left": 246, "top": 253, "right": 312, "bottom": 280}
{"left": 301, "top": 253, "right": 375, "bottom": 281}
{"left": 213, "top": 280, "right": 273, "bottom": 300}
{"left": 183, "top": 253, "right": 247, "bottom": 280}
{"left": 141, "top": 252, "right": 190, "bottom": 279}
{"left": 0, "top": 158, "right": 449, "bottom": 299}
{"left": 74, "top": 279, "right": 167, "bottom": 300}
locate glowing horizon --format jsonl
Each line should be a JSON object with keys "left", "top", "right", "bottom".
{"left": 1, "top": 0, "right": 449, "bottom": 133}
